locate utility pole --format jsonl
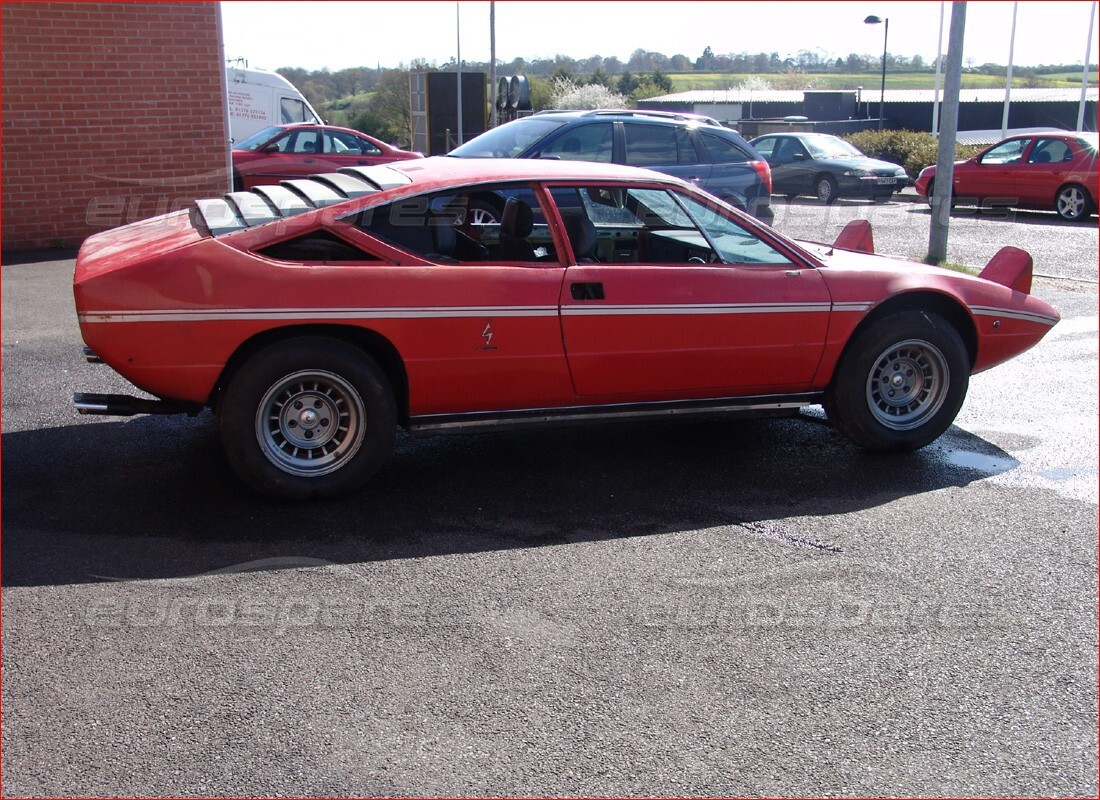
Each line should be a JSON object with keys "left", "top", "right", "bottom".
{"left": 1001, "top": 1, "right": 1017, "bottom": 139}
{"left": 1078, "top": 2, "right": 1096, "bottom": 132}
{"left": 489, "top": 1, "right": 497, "bottom": 129}
{"left": 456, "top": 2, "right": 463, "bottom": 146}
{"left": 928, "top": 1, "right": 966, "bottom": 265}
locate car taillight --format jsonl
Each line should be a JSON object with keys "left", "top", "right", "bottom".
{"left": 751, "top": 159, "right": 773, "bottom": 194}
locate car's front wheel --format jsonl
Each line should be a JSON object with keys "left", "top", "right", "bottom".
{"left": 220, "top": 337, "right": 397, "bottom": 500}
{"left": 1055, "top": 183, "right": 1093, "bottom": 222}
{"left": 825, "top": 310, "right": 969, "bottom": 452}
{"left": 815, "top": 175, "right": 838, "bottom": 204}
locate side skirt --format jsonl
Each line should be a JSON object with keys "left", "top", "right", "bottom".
{"left": 408, "top": 392, "right": 824, "bottom": 436}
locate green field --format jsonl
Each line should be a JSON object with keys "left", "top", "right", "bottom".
{"left": 670, "top": 71, "right": 1098, "bottom": 91}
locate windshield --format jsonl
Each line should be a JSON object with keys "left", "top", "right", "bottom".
{"left": 234, "top": 126, "right": 284, "bottom": 151}
{"left": 803, "top": 135, "right": 863, "bottom": 159}
{"left": 448, "top": 118, "right": 567, "bottom": 158}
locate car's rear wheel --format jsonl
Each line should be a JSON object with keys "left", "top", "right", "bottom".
{"left": 1055, "top": 183, "right": 1093, "bottom": 221}
{"left": 825, "top": 311, "right": 968, "bottom": 452}
{"left": 815, "top": 175, "right": 838, "bottom": 204}
{"left": 220, "top": 337, "right": 396, "bottom": 500}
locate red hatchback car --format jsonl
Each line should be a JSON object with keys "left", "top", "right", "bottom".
{"left": 232, "top": 123, "right": 422, "bottom": 190}
{"left": 916, "top": 131, "right": 1098, "bottom": 221}
{"left": 74, "top": 158, "right": 1059, "bottom": 499}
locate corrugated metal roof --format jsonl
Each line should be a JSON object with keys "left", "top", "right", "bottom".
{"left": 646, "top": 87, "right": 1098, "bottom": 104}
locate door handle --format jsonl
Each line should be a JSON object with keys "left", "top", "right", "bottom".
{"left": 570, "top": 282, "right": 604, "bottom": 301}
{"left": 303, "top": 158, "right": 315, "bottom": 164}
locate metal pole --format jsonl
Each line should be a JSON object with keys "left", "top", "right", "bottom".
{"left": 1078, "top": 2, "right": 1096, "bottom": 131}
{"left": 1001, "top": 1, "right": 1017, "bottom": 139}
{"left": 929, "top": 2, "right": 967, "bottom": 265}
{"left": 879, "top": 19, "right": 888, "bottom": 131}
{"left": 933, "top": 1, "right": 944, "bottom": 134}
{"left": 456, "top": 2, "right": 463, "bottom": 146}
{"left": 489, "top": 1, "right": 497, "bottom": 129}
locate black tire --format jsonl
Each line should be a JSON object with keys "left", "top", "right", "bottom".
{"left": 815, "top": 175, "right": 838, "bottom": 204}
{"left": 1055, "top": 183, "right": 1093, "bottom": 222}
{"left": 220, "top": 337, "right": 396, "bottom": 500}
{"left": 824, "top": 310, "right": 969, "bottom": 452}
{"left": 925, "top": 179, "right": 955, "bottom": 210}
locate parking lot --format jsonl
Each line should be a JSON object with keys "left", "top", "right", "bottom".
{"left": 2, "top": 198, "right": 1097, "bottom": 796}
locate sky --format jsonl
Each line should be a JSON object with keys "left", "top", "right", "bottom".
{"left": 220, "top": 1, "right": 1098, "bottom": 73}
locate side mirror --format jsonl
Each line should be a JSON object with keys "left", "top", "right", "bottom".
{"left": 261, "top": 144, "right": 281, "bottom": 154}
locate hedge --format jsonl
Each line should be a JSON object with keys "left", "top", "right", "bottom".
{"left": 843, "top": 130, "right": 983, "bottom": 179}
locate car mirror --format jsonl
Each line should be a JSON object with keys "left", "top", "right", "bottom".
{"left": 261, "top": 144, "right": 281, "bottom": 154}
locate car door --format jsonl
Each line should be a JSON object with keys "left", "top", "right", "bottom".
{"left": 319, "top": 129, "right": 392, "bottom": 170}
{"left": 758, "top": 135, "right": 811, "bottom": 195}
{"left": 957, "top": 137, "right": 1031, "bottom": 201}
{"left": 554, "top": 184, "right": 831, "bottom": 399}
{"left": 1013, "top": 137, "right": 1072, "bottom": 206}
{"left": 239, "top": 128, "right": 324, "bottom": 184}
{"left": 340, "top": 185, "right": 575, "bottom": 414}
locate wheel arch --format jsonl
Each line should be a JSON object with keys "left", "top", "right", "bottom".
{"left": 843, "top": 291, "right": 978, "bottom": 372}
{"left": 210, "top": 325, "right": 410, "bottom": 423}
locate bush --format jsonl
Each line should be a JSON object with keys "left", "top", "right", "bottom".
{"left": 843, "top": 129, "right": 982, "bottom": 179}
{"left": 548, "top": 77, "right": 628, "bottom": 110}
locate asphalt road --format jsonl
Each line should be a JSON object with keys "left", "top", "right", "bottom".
{"left": 2, "top": 201, "right": 1097, "bottom": 797}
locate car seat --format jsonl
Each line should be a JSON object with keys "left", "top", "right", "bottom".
{"left": 499, "top": 197, "right": 536, "bottom": 261}
{"left": 560, "top": 212, "right": 597, "bottom": 263}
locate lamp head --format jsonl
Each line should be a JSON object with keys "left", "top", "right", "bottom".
{"left": 864, "top": 15, "right": 883, "bottom": 24}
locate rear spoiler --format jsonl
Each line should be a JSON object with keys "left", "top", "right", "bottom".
{"left": 830, "top": 221, "right": 1034, "bottom": 295}
{"left": 978, "top": 246, "right": 1033, "bottom": 294}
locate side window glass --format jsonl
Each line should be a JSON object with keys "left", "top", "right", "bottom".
{"left": 677, "top": 193, "right": 791, "bottom": 265}
{"left": 289, "top": 131, "right": 320, "bottom": 154}
{"left": 280, "top": 97, "right": 310, "bottom": 124}
{"left": 1027, "top": 139, "right": 1069, "bottom": 164}
{"left": 356, "top": 136, "right": 383, "bottom": 156}
{"left": 550, "top": 185, "right": 717, "bottom": 264}
{"left": 980, "top": 139, "right": 1029, "bottom": 165}
{"left": 753, "top": 137, "right": 777, "bottom": 158}
{"left": 346, "top": 186, "right": 551, "bottom": 264}
{"left": 623, "top": 124, "right": 680, "bottom": 167}
{"left": 539, "top": 124, "right": 613, "bottom": 162}
{"left": 698, "top": 132, "right": 751, "bottom": 164}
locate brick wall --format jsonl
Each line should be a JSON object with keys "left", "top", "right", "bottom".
{"left": 1, "top": 2, "right": 229, "bottom": 251}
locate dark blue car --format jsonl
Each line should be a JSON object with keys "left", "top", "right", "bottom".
{"left": 448, "top": 109, "right": 774, "bottom": 222}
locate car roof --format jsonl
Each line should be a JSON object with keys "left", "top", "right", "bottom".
{"left": 531, "top": 108, "right": 724, "bottom": 127}
{"left": 392, "top": 155, "right": 685, "bottom": 187}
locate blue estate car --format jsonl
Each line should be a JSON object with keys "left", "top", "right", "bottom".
{"left": 448, "top": 109, "right": 774, "bottom": 222}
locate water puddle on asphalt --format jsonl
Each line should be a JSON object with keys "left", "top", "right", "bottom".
{"left": 941, "top": 448, "right": 1019, "bottom": 474}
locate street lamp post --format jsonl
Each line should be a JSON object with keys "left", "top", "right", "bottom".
{"left": 865, "top": 15, "right": 889, "bottom": 131}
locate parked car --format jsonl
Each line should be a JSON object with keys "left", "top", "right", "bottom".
{"left": 232, "top": 123, "right": 422, "bottom": 190}
{"left": 749, "top": 132, "right": 909, "bottom": 203}
{"left": 447, "top": 109, "right": 774, "bottom": 222}
{"left": 915, "top": 131, "right": 1098, "bottom": 221}
{"left": 73, "top": 157, "right": 1058, "bottom": 499}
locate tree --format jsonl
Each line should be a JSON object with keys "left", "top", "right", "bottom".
{"left": 695, "top": 46, "right": 717, "bottom": 71}
{"left": 547, "top": 77, "right": 627, "bottom": 109}
{"left": 369, "top": 68, "right": 413, "bottom": 148}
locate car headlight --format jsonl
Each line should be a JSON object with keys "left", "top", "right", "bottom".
{"left": 843, "top": 169, "right": 872, "bottom": 177}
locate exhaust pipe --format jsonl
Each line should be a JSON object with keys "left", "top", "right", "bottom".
{"left": 74, "top": 393, "right": 200, "bottom": 417}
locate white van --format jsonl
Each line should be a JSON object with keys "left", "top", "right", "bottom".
{"left": 225, "top": 64, "right": 323, "bottom": 143}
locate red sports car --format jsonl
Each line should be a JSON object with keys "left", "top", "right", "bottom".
{"left": 231, "top": 123, "right": 422, "bottom": 190}
{"left": 916, "top": 131, "right": 1097, "bottom": 221}
{"left": 74, "top": 158, "right": 1059, "bottom": 499}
